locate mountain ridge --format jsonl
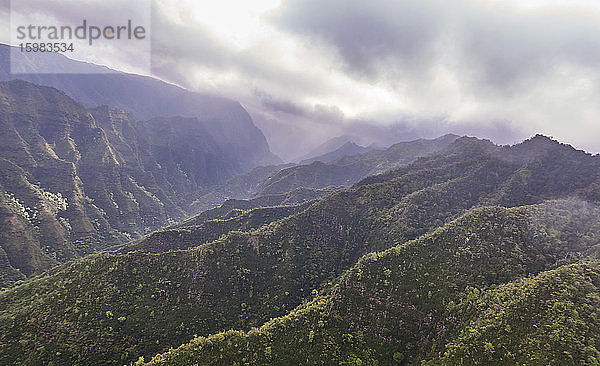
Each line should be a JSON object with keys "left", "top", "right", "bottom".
{"left": 299, "top": 141, "right": 375, "bottom": 165}
{"left": 254, "top": 134, "right": 460, "bottom": 196}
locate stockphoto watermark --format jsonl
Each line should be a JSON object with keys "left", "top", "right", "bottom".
{"left": 16, "top": 20, "right": 147, "bottom": 46}
{"left": 10, "top": 0, "right": 151, "bottom": 74}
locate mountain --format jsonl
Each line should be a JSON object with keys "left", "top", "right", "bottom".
{"left": 0, "top": 43, "right": 279, "bottom": 170}
{"left": 254, "top": 134, "right": 459, "bottom": 196}
{"left": 188, "top": 135, "right": 457, "bottom": 213}
{"left": 295, "top": 135, "right": 356, "bottom": 163}
{"left": 0, "top": 79, "right": 268, "bottom": 288}
{"left": 117, "top": 200, "right": 315, "bottom": 254}
{"left": 145, "top": 201, "right": 600, "bottom": 365}
{"left": 2, "top": 135, "right": 600, "bottom": 365}
{"left": 299, "top": 141, "right": 375, "bottom": 165}
{"left": 187, "top": 164, "right": 294, "bottom": 214}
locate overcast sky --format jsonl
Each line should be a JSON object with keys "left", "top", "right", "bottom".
{"left": 2, "top": 0, "right": 600, "bottom": 159}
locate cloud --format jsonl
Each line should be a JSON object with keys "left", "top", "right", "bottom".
{"left": 266, "top": 0, "right": 600, "bottom": 153}
{"left": 2, "top": 0, "right": 600, "bottom": 158}
{"left": 272, "top": 0, "right": 449, "bottom": 79}
{"left": 147, "top": 0, "right": 600, "bottom": 156}
{"left": 272, "top": 0, "right": 600, "bottom": 88}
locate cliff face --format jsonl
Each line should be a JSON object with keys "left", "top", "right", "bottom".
{"left": 0, "top": 43, "right": 280, "bottom": 171}
{"left": 0, "top": 80, "right": 269, "bottom": 287}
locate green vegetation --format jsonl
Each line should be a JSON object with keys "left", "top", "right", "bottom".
{"left": 119, "top": 201, "right": 313, "bottom": 254}
{"left": 145, "top": 203, "right": 600, "bottom": 365}
{"left": 2, "top": 130, "right": 600, "bottom": 365}
{"left": 430, "top": 262, "right": 600, "bottom": 365}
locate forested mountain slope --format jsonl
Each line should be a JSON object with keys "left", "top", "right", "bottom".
{"left": 146, "top": 201, "right": 600, "bottom": 365}
{"left": 1, "top": 135, "right": 599, "bottom": 365}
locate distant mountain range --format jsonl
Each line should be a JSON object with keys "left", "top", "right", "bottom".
{"left": 183, "top": 135, "right": 459, "bottom": 214}
{"left": 254, "top": 134, "right": 459, "bottom": 196}
{"left": 299, "top": 141, "right": 376, "bottom": 165}
{"left": 295, "top": 135, "right": 359, "bottom": 162}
